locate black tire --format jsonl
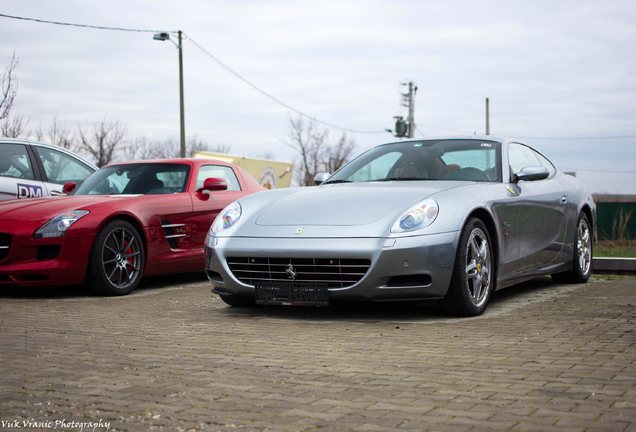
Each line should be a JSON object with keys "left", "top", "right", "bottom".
{"left": 219, "top": 294, "right": 256, "bottom": 307}
{"left": 85, "top": 219, "right": 145, "bottom": 296}
{"left": 442, "top": 217, "right": 495, "bottom": 317}
{"left": 551, "top": 212, "right": 592, "bottom": 284}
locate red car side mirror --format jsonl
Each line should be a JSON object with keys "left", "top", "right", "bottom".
{"left": 197, "top": 177, "right": 228, "bottom": 192}
{"left": 62, "top": 181, "right": 76, "bottom": 194}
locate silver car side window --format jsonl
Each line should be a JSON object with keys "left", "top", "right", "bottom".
{"left": 2, "top": 144, "right": 35, "bottom": 180}
{"left": 35, "top": 146, "right": 94, "bottom": 184}
{"left": 533, "top": 150, "right": 557, "bottom": 177}
{"left": 508, "top": 143, "right": 542, "bottom": 176}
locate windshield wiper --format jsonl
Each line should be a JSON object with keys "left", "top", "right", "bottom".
{"left": 322, "top": 179, "right": 352, "bottom": 185}
{"left": 371, "top": 177, "right": 432, "bottom": 182}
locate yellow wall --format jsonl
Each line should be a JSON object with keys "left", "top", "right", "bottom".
{"left": 193, "top": 151, "right": 294, "bottom": 189}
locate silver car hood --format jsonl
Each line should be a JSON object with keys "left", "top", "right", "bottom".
{"left": 255, "top": 182, "right": 460, "bottom": 227}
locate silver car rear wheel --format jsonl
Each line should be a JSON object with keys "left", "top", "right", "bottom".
{"left": 576, "top": 216, "right": 592, "bottom": 276}
{"left": 552, "top": 212, "right": 592, "bottom": 284}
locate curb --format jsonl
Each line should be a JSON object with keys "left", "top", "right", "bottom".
{"left": 592, "top": 257, "right": 636, "bottom": 274}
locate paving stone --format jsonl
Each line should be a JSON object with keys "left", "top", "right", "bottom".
{"left": 1, "top": 275, "right": 635, "bottom": 431}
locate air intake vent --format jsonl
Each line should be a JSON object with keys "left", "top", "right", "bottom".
{"left": 227, "top": 257, "right": 371, "bottom": 289}
{"left": 0, "top": 233, "right": 11, "bottom": 260}
{"left": 37, "top": 245, "right": 61, "bottom": 261}
{"left": 161, "top": 219, "right": 185, "bottom": 249}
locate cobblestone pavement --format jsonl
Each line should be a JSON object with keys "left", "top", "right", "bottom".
{"left": 0, "top": 274, "right": 635, "bottom": 432}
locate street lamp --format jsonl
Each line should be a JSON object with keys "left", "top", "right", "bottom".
{"left": 154, "top": 31, "right": 186, "bottom": 158}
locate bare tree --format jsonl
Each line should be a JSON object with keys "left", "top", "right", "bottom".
{"left": 1, "top": 52, "right": 29, "bottom": 138}
{"left": 78, "top": 118, "right": 127, "bottom": 167}
{"left": 156, "top": 135, "right": 212, "bottom": 158}
{"left": 34, "top": 117, "right": 76, "bottom": 149}
{"left": 325, "top": 132, "right": 356, "bottom": 174}
{"left": 121, "top": 135, "right": 202, "bottom": 161}
{"left": 209, "top": 142, "right": 231, "bottom": 154}
{"left": 120, "top": 135, "right": 164, "bottom": 161}
{"left": 287, "top": 116, "right": 328, "bottom": 186}
{"left": 1, "top": 52, "right": 18, "bottom": 122}
{"left": 2, "top": 114, "right": 28, "bottom": 138}
{"left": 186, "top": 135, "right": 210, "bottom": 157}
{"left": 287, "top": 116, "right": 355, "bottom": 186}
{"left": 260, "top": 150, "right": 275, "bottom": 160}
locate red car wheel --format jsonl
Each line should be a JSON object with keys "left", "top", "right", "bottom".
{"left": 86, "top": 219, "right": 145, "bottom": 296}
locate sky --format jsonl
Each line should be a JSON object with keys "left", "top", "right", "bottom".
{"left": 1, "top": 0, "right": 635, "bottom": 193}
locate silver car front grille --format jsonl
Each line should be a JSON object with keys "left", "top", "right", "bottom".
{"left": 0, "top": 233, "right": 10, "bottom": 260}
{"left": 227, "top": 257, "right": 371, "bottom": 289}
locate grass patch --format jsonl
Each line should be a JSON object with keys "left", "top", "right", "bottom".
{"left": 595, "top": 240, "right": 636, "bottom": 258}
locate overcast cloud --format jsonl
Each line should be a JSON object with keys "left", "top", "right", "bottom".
{"left": 1, "top": 0, "right": 635, "bottom": 193}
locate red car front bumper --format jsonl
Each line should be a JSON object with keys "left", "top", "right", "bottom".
{"left": 0, "top": 225, "right": 95, "bottom": 287}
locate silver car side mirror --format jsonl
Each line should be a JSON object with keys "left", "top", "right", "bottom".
{"left": 513, "top": 166, "right": 550, "bottom": 183}
{"left": 314, "top": 173, "right": 331, "bottom": 185}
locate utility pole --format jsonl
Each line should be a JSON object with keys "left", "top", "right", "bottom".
{"left": 392, "top": 81, "right": 417, "bottom": 138}
{"left": 153, "top": 31, "right": 186, "bottom": 157}
{"left": 178, "top": 30, "right": 186, "bottom": 157}
{"left": 402, "top": 81, "right": 417, "bottom": 138}
{"left": 485, "top": 97, "right": 490, "bottom": 135}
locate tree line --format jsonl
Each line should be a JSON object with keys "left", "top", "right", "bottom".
{"left": 2, "top": 52, "right": 356, "bottom": 185}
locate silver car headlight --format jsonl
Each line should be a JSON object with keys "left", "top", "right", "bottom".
{"left": 34, "top": 210, "right": 90, "bottom": 239}
{"left": 391, "top": 199, "right": 438, "bottom": 233}
{"left": 211, "top": 201, "right": 242, "bottom": 233}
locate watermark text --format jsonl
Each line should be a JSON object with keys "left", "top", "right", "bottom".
{"left": 1, "top": 419, "right": 110, "bottom": 431}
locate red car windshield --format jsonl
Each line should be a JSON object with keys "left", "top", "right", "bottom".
{"left": 72, "top": 163, "right": 191, "bottom": 195}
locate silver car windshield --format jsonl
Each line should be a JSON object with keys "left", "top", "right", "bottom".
{"left": 72, "top": 163, "right": 191, "bottom": 195}
{"left": 324, "top": 139, "right": 502, "bottom": 184}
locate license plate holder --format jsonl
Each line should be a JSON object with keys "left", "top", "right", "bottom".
{"left": 255, "top": 282, "right": 329, "bottom": 306}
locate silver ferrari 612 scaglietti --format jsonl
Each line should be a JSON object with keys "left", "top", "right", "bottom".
{"left": 204, "top": 136, "right": 594, "bottom": 316}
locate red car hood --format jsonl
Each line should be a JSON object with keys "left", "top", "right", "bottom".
{"left": 0, "top": 195, "right": 143, "bottom": 223}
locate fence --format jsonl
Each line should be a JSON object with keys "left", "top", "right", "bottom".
{"left": 593, "top": 195, "right": 636, "bottom": 241}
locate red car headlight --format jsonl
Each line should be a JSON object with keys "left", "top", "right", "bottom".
{"left": 34, "top": 210, "right": 90, "bottom": 239}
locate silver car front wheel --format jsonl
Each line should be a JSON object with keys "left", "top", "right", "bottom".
{"left": 442, "top": 217, "right": 495, "bottom": 317}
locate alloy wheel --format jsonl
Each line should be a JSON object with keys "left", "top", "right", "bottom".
{"left": 577, "top": 217, "right": 592, "bottom": 275}
{"left": 465, "top": 227, "right": 491, "bottom": 307}
{"left": 102, "top": 226, "right": 142, "bottom": 289}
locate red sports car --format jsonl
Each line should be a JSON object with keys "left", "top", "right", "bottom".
{"left": 0, "top": 158, "right": 265, "bottom": 295}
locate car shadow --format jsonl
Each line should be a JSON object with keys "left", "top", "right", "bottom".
{"left": 212, "top": 277, "right": 574, "bottom": 322}
{"left": 0, "top": 271, "right": 208, "bottom": 300}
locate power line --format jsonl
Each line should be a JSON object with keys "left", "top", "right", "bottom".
{"left": 560, "top": 168, "right": 636, "bottom": 173}
{"left": 511, "top": 134, "right": 636, "bottom": 140}
{"left": 3, "top": 13, "right": 635, "bottom": 140}
{"left": 415, "top": 124, "right": 636, "bottom": 141}
{"left": 1, "top": 13, "right": 387, "bottom": 135}
{"left": 0, "top": 13, "right": 169, "bottom": 33}
{"left": 414, "top": 124, "right": 463, "bottom": 136}
{"left": 183, "top": 34, "right": 387, "bottom": 135}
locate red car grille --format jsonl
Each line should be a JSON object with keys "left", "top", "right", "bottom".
{"left": 36, "top": 245, "right": 61, "bottom": 261}
{"left": 0, "top": 233, "right": 10, "bottom": 261}
{"left": 227, "top": 257, "right": 371, "bottom": 289}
